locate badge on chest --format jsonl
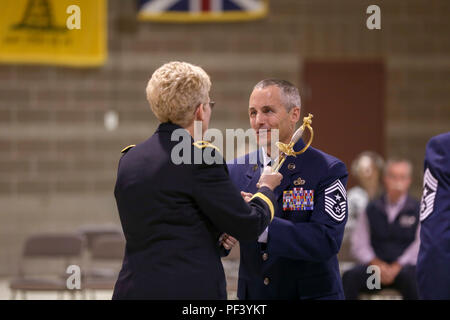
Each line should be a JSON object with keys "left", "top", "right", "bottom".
{"left": 283, "top": 188, "right": 314, "bottom": 211}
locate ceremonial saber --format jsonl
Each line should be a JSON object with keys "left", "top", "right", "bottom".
{"left": 271, "top": 113, "right": 314, "bottom": 173}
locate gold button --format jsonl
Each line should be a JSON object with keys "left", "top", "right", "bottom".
{"left": 288, "top": 163, "right": 295, "bottom": 170}
{"left": 262, "top": 253, "right": 268, "bottom": 261}
{"left": 264, "top": 277, "right": 270, "bottom": 285}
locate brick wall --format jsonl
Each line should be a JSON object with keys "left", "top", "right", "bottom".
{"left": 0, "top": 0, "right": 449, "bottom": 275}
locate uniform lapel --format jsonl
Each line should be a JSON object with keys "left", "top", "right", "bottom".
{"left": 274, "top": 139, "right": 306, "bottom": 201}
{"left": 245, "top": 166, "right": 261, "bottom": 194}
{"left": 245, "top": 149, "right": 263, "bottom": 194}
{"left": 274, "top": 159, "right": 292, "bottom": 200}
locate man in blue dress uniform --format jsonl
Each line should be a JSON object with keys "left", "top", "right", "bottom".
{"left": 112, "top": 62, "right": 282, "bottom": 300}
{"left": 228, "top": 79, "right": 348, "bottom": 299}
{"left": 417, "top": 132, "right": 450, "bottom": 299}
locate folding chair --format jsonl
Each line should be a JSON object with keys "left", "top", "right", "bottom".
{"left": 77, "top": 224, "right": 123, "bottom": 252}
{"left": 9, "top": 233, "right": 85, "bottom": 300}
{"left": 83, "top": 234, "right": 125, "bottom": 299}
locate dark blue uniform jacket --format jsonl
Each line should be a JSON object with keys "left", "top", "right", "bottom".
{"left": 228, "top": 139, "right": 348, "bottom": 300}
{"left": 417, "top": 132, "right": 450, "bottom": 299}
{"left": 112, "top": 122, "right": 276, "bottom": 300}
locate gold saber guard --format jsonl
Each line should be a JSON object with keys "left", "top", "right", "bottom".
{"left": 271, "top": 113, "right": 314, "bottom": 173}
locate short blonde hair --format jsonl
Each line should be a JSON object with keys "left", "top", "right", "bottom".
{"left": 146, "top": 61, "right": 211, "bottom": 127}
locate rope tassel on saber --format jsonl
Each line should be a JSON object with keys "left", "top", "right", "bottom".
{"left": 271, "top": 113, "right": 314, "bottom": 173}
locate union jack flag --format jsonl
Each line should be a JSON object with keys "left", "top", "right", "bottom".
{"left": 138, "top": 0, "right": 269, "bottom": 22}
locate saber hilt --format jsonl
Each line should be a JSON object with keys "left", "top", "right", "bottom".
{"left": 271, "top": 113, "right": 314, "bottom": 173}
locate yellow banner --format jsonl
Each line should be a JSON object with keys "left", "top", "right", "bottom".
{"left": 0, "top": 0, "right": 106, "bottom": 67}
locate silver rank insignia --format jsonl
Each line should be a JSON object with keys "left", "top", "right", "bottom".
{"left": 324, "top": 179, "right": 347, "bottom": 222}
{"left": 420, "top": 168, "right": 438, "bottom": 222}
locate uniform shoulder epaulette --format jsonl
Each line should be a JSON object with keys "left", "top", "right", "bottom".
{"left": 121, "top": 144, "right": 136, "bottom": 154}
{"left": 192, "top": 140, "right": 220, "bottom": 152}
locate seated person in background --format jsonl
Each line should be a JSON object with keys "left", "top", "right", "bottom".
{"left": 342, "top": 158, "right": 420, "bottom": 300}
{"left": 346, "top": 151, "right": 384, "bottom": 238}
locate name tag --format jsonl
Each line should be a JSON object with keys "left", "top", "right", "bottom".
{"left": 283, "top": 188, "right": 314, "bottom": 211}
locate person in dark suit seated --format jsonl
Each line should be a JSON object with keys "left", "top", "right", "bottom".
{"left": 342, "top": 158, "right": 420, "bottom": 300}
{"left": 112, "top": 61, "right": 282, "bottom": 300}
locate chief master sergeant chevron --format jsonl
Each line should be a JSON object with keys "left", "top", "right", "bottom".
{"left": 228, "top": 79, "right": 349, "bottom": 299}
{"left": 112, "top": 62, "right": 282, "bottom": 299}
